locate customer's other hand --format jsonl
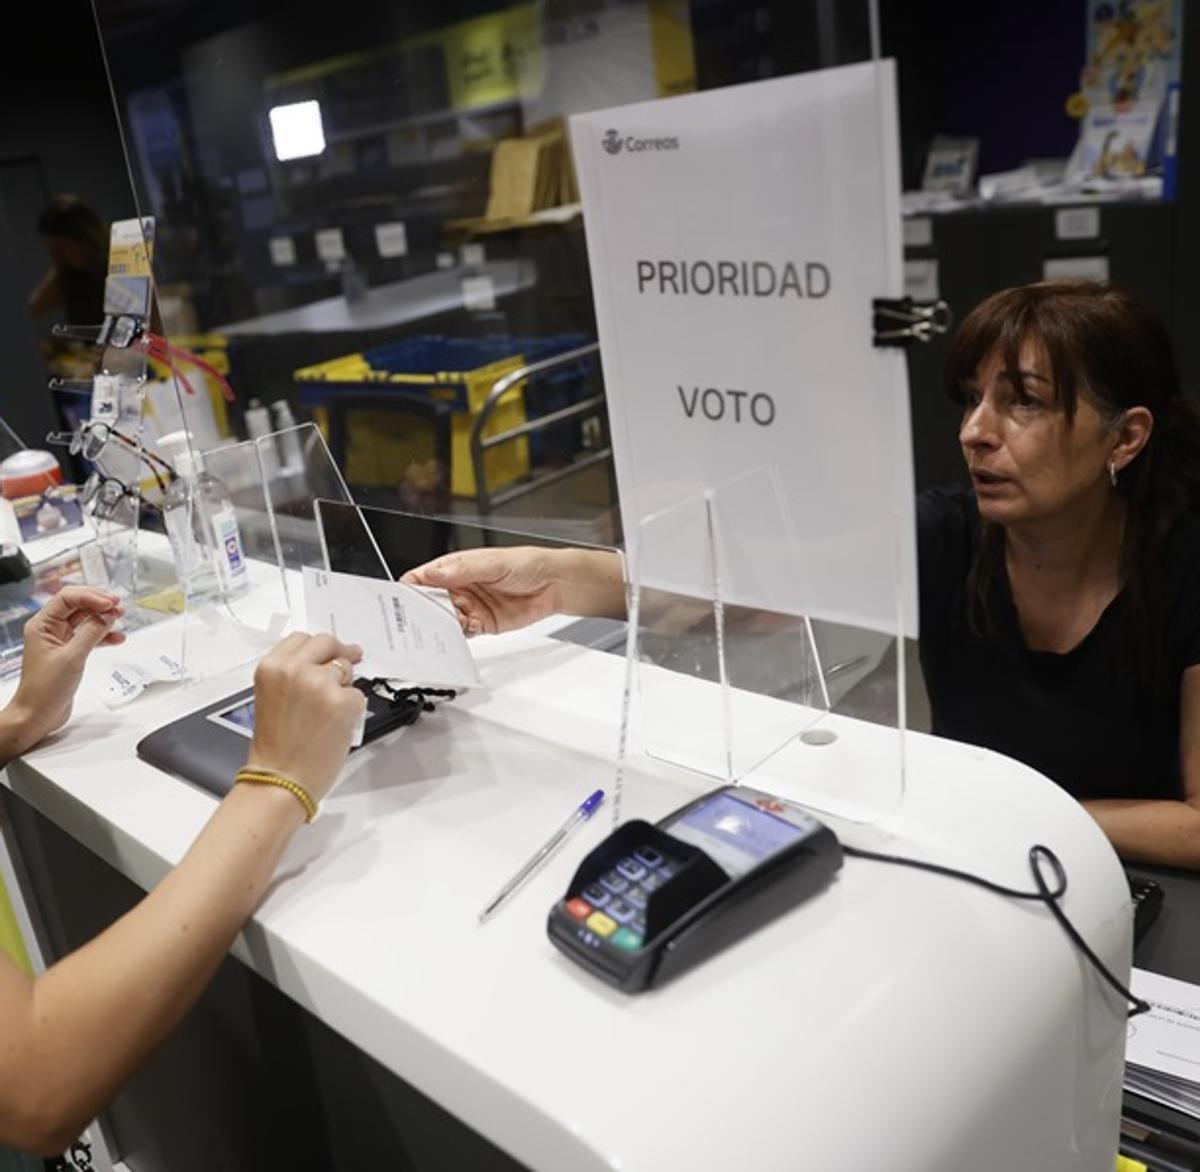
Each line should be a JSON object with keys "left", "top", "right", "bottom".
{"left": 8, "top": 587, "right": 124, "bottom": 751}
{"left": 247, "top": 633, "right": 366, "bottom": 804}
{"left": 402, "top": 547, "right": 564, "bottom": 635}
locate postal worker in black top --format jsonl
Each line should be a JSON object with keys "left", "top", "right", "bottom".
{"left": 405, "top": 278, "right": 1200, "bottom": 870}
{"left": 919, "top": 279, "right": 1200, "bottom": 869}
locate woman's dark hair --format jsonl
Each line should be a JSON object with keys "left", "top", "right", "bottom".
{"left": 37, "top": 194, "right": 106, "bottom": 254}
{"left": 945, "top": 279, "right": 1200, "bottom": 666}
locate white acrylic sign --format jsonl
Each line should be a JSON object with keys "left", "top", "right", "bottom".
{"left": 571, "top": 60, "right": 917, "bottom": 635}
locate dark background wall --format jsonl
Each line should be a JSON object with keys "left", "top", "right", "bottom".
{"left": 0, "top": 0, "right": 135, "bottom": 447}
{"left": 882, "top": 0, "right": 1086, "bottom": 187}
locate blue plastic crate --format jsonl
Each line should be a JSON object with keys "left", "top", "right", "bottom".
{"left": 296, "top": 333, "right": 597, "bottom": 464}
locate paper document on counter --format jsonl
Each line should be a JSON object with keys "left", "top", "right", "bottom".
{"left": 1125, "top": 968, "right": 1200, "bottom": 1118}
{"left": 302, "top": 567, "right": 481, "bottom": 689}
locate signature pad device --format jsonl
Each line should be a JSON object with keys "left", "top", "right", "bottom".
{"left": 136, "top": 683, "right": 415, "bottom": 799}
{"left": 548, "top": 784, "right": 842, "bottom": 992}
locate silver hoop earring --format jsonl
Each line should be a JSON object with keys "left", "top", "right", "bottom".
{"left": 1109, "top": 461, "right": 1118, "bottom": 487}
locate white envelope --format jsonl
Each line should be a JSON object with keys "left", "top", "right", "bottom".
{"left": 302, "top": 567, "right": 482, "bottom": 690}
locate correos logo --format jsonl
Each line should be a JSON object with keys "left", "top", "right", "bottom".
{"left": 602, "top": 128, "right": 679, "bottom": 156}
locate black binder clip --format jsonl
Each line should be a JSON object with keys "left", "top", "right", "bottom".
{"left": 872, "top": 298, "right": 953, "bottom": 348}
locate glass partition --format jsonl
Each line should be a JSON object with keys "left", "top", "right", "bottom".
{"left": 88, "top": 0, "right": 884, "bottom": 546}
{"left": 76, "top": 0, "right": 913, "bottom": 822}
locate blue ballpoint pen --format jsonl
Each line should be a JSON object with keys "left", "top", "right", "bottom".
{"left": 478, "top": 789, "right": 606, "bottom": 923}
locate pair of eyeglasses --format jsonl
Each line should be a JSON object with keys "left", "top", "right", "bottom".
{"left": 47, "top": 421, "right": 175, "bottom": 495}
{"left": 80, "top": 472, "right": 161, "bottom": 521}
{"left": 53, "top": 314, "right": 142, "bottom": 350}
{"left": 51, "top": 317, "right": 235, "bottom": 403}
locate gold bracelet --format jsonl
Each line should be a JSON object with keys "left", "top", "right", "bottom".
{"left": 234, "top": 767, "right": 318, "bottom": 823}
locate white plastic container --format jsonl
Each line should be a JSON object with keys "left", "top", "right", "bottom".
{"left": 271, "top": 400, "right": 306, "bottom": 475}
{"left": 158, "top": 431, "right": 248, "bottom": 600}
{"left": 244, "top": 398, "right": 279, "bottom": 481}
{"left": 244, "top": 398, "right": 271, "bottom": 440}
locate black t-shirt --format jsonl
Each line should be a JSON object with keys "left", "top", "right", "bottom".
{"left": 917, "top": 487, "right": 1200, "bottom": 801}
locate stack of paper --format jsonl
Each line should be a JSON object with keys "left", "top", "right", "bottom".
{"left": 482, "top": 119, "right": 579, "bottom": 223}
{"left": 1125, "top": 968, "right": 1200, "bottom": 1118}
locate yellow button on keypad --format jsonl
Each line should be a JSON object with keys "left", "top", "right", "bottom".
{"left": 586, "top": 911, "right": 618, "bottom": 937}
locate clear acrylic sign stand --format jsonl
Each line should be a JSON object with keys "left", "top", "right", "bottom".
{"left": 620, "top": 465, "right": 906, "bottom": 828}
{"left": 252, "top": 423, "right": 359, "bottom": 625}
{"left": 167, "top": 426, "right": 349, "bottom": 684}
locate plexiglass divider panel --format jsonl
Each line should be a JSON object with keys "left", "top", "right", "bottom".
{"left": 311, "top": 495, "right": 628, "bottom": 772}
{"left": 84, "top": 0, "right": 905, "bottom": 809}
{"left": 623, "top": 465, "right": 905, "bottom": 828}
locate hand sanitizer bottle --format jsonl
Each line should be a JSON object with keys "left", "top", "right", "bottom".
{"left": 159, "top": 431, "right": 248, "bottom": 600}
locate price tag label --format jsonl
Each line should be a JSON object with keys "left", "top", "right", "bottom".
{"left": 461, "top": 275, "right": 496, "bottom": 311}
{"left": 375, "top": 222, "right": 408, "bottom": 258}
{"left": 269, "top": 236, "right": 297, "bottom": 266}
{"left": 315, "top": 228, "right": 346, "bottom": 262}
{"left": 91, "top": 374, "right": 120, "bottom": 422}
{"left": 1054, "top": 207, "right": 1100, "bottom": 240}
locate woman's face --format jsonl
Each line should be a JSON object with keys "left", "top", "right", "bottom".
{"left": 958, "top": 341, "right": 1116, "bottom": 526}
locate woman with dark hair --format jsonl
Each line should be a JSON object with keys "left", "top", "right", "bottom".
{"left": 400, "top": 280, "right": 1200, "bottom": 868}
{"left": 918, "top": 280, "right": 1200, "bottom": 867}
{"left": 28, "top": 195, "right": 108, "bottom": 325}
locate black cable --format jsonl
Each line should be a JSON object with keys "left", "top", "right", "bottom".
{"left": 843, "top": 842, "right": 1151, "bottom": 1018}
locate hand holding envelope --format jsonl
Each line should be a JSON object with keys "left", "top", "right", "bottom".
{"left": 302, "top": 567, "right": 482, "bottom": 690}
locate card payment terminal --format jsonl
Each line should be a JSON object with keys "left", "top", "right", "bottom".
{"left": 547, "top": 785, "right": 842, "bottom": 991}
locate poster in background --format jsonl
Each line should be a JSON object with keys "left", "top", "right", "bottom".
{"left": 104, "top": 216, "right": 155, "bottom": 318}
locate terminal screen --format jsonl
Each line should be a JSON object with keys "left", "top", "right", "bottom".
{"left": 666, "top": 792, "right": 804, "bottom": 878}
{"left": 207, "top": 698, "right": 256, "bottom": 738}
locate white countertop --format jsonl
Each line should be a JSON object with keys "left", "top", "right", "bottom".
{"left": 0, "top": 568, "right": 1131, "bottom": 1171}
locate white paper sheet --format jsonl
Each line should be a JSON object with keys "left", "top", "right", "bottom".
{"left": 302, "top": 567, "right": 481, "bottom": 689}
{"left": 1128, "top": 969, "right": 1200, "bottom": 1085}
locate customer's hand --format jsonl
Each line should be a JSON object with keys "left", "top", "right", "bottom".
{"left": 246, "top": 633, "right": 366, "bottom": 804}
{"left": 403, "top": 546, "right": 627, "bottom": 634}
{"left": 7, "top": 587, "right": 124, "bottom": 752}
{"left": 402, "top": 547, "right": 568, "bottom": 635}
